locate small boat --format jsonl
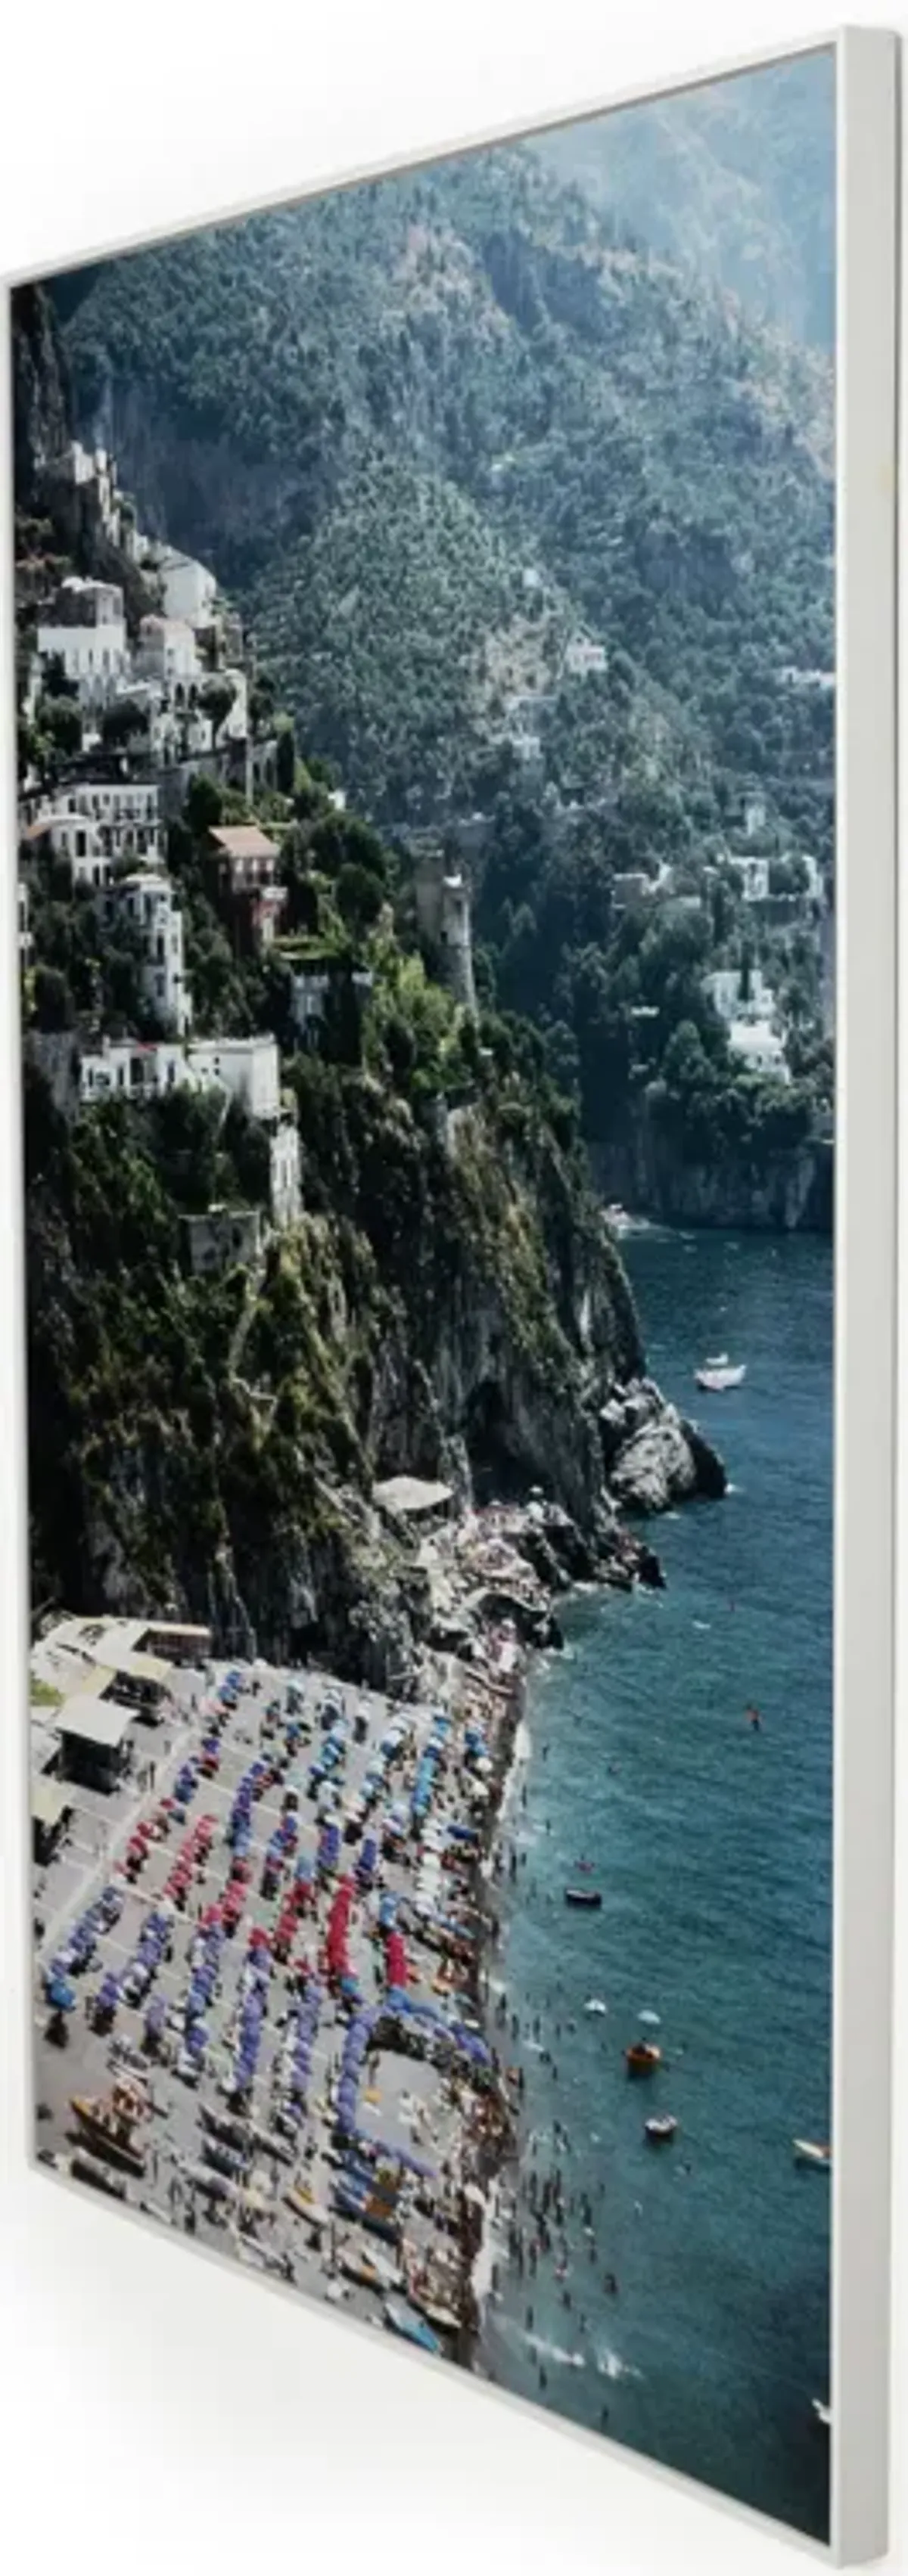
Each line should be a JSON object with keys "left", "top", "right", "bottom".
{"left": 695, "top": 1363, "right": 746, "bottom": 1392}
{"left": 625, "top": 2041, "right": 661, "bottom": 2078}
{"left": 584, "top": 1997, "right": 608, "bottom": 2016}
{"left": 645, "top": 2114, "right": 678, "bottom": 2144}
{"left": 339, "top": 2248, "right": 403, "bottom": 2294}
{"left": 384, "top": 2296, "right": 442, "bottom": 2355}
{"left": 812, "top": 2399, "right": 832, "bottom": 2431}
{"left": 793, "top": 2138, "right": 832, "bottom": 2171}
{"left": 704, "top": 1352, "right": 729, "bottom": 1369}
{"left": 71, "top": 2149, "right": 129, "bottom": 2202}
{"left": 564, "top": 1887, "right": 602, "bottom": 1910}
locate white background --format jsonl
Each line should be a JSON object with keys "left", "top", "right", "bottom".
{"left": 0, "top": 6, "right": 903, "bottom": 2573}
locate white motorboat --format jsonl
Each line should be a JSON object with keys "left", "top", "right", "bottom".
{"left": 695, "top": 1363, "right": 747, "bottom": 1392}
{"left": 812, "top": 2399, "right": 832, "bottom": 2430}
{"left": 793, "top": 2137, "right": 832, "bottom": 2171}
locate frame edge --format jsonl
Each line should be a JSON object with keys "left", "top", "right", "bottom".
{"left": 832, "top": 22, "right": 899, "bottom": 2568}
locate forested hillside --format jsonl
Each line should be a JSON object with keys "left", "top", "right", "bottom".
{"left": 539, "top": 50, "right": 835, "bottom": 347}
{"left": 56, "top": 139, "right": 832, "bottom": 842}
{"left": 46, "top": 92, "right": 835, "bottom": 1229}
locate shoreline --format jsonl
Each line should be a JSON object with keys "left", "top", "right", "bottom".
{"left": 413, "top": 1488, "right": 667, "bottom": 2367}
{"left": 29, "top": 1436, "right": 715, "bottom": 2394}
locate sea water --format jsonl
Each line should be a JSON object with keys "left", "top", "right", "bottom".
{"left": 481, "top": 1228, "right": 832, "bottom": 2540}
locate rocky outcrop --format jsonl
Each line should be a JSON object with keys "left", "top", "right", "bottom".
{"left": 600, "top": 1376, "right": 727, "bottom": 1514}
{"left": 592, "top": 1125, "right": 832, "bottom": 1236}
{"left": 12, "top": 285, "right": 70, "bottom": 513}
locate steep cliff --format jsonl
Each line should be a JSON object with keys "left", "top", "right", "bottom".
{"left": 12, "top": 284, "right": 71, "bottom": 512}
{"left": 592, "top": 1121, "right": 833, "bottom": 1234}
{"left": 26, "top": 1051, "right": 702, "bottom": 1684}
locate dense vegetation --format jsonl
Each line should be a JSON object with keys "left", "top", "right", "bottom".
{"left": 23, "top": 741, "right": 641, "bottom": 1662}
{"left": 58, "top": 135, "right": 833, "bottom": 850}
{"left": 51, "top": 118, "right": 835, "bottom": 1208}
{"left": 540, "top": 51, "right": 835, "bottom": 347}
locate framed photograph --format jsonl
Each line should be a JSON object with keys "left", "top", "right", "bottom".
{"left": 6, "top": 24, "right": 897, "bottom": 2564}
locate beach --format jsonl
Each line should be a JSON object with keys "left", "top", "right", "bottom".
{"left": 30, "top": 1227, "right": 832, "bottom": 2538}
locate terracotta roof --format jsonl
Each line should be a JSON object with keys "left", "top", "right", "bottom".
{"left": 210, "top": 825, "right": 280, "bottom": 862}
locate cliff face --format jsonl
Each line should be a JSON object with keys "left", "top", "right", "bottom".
{"left": 26, "top": 1053, "right": 662, "bottom": 1687}
{"left": 12, "top": 284, "right": 71, "bottom": 511}
{"left": 592, "top": 1123, "right": 832, "bottom": 1235}
{"left": 367, "top": 1108, "right": 642, "bottom": 1529}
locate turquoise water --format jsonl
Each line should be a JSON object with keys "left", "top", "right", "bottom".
{"left": 481, "top": 1228, "right": 832, "bottom": 2540}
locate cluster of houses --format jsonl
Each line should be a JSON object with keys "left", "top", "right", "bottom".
{"left": 18, "top": 444, "right": 490, "bottom": 1276}
{"left": 17, "top": 448, "right": 316, "bottom": 1267}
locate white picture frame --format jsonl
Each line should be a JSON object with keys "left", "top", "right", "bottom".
{"left": 0, "top": 22, "right": 899, "bottom": 2570}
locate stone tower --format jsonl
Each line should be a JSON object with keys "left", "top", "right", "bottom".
{"left": 413, "top": 846, "right": 477, "bottom": 1015}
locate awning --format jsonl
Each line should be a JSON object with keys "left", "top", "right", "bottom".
{"left": 59, "top": 1693, "right": 133, "bottom": 1750}
{"left": 32, "top": 1777, "right": 72, "bottom": 1830}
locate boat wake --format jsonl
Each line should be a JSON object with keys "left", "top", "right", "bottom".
{"left": 596, "top": 2347, "right": 642, "bottom": 2384}
{"left": 523, "top": 2332, "right": 586, "bottom": 2369}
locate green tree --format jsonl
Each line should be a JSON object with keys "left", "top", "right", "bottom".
{"left": 33, "top": 964, "right": 73, "bottom": 1030}
{"left": 199, "top": 675, "right": 237, "bottom": 739}
{"left": 185, "top": 773, "right": 224, "bottom": 837}
{"left": 335, "top": 861, "right": 384, "bottom": 938}
{"left": 39, "top": 695, "right": 82, "bottom": 758}
{"left": 275, "top": 720, "right": 296, "bottom": 796}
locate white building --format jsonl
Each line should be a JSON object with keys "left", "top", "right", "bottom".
{"left": 269, "top": 1120, "right": 301, "bottom": 1231}
{"left": 798, "top": 852, "right": 824, "bottom": 905}
{"left": 135, "top": 615, "right": 200, "bottom": 691}
{"left": 38, "top": 576, "right": 129, "bottom": 702}
{"left": 726, "top": 854, "right": 770, "bottom": 905}
{"left": 564, "top": 637, "right": 607, "bottom": 678}
{"left": 187, "top": 1036, "right": 281, "bottom": 1123}
{"left": 79, "top": 1039, "right": 192, "bottom": 1106}
{"left": 511, "top": 731, "right": 543, "bottom": 780}
{"left": 104, "top": 871, "right": 191, "bottom": 1033}
{"left": 704, "top": 966, "right": 776, "bottom": 1027}
{"left": 744, "top": 798, "right": 767, "bottom": 840}
{"left": 611, "top": 871, "right": 655, "bottom": 914}
{"left": 216, "top": 667, "right": 249, "bottom": 744}
{"left": 60, "top": 781, "right": 160, "bottom": 867}
{"left": 79, "top": 1032, "right": 281, "bottom": 1119}
{"left": 21, "top": 806, "right": 110, "bottom": 889}
{"left": 155, "top": 548, "right": 217, "bottom": 631}
{"left": 778, "top": 665, "right": 835, "bottom": 692}
{"left": 727, "top": 1020, "right": 790, "bottom": 1082}
{"left": 52, "top": 443, "right": 134, "bottom": 554}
